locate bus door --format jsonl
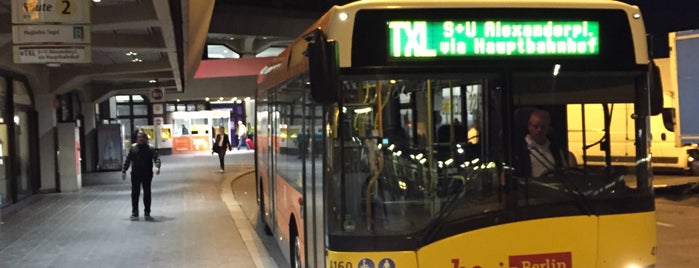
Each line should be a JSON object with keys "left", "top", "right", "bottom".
{"left": 302, "top": 101, "right": 325, "bottom": 268}
{"left": 266, "top": 92, "right": 279, "bottom": 235}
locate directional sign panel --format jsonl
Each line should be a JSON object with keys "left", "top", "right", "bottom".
{"left": 12, "top": 0, "right": 90, "bottom": 24}
{"left": 13, "top": 24, "right": 90, "bottom": 44}
{"left": 13, "top": 45, "right": 91, "bottom": 64}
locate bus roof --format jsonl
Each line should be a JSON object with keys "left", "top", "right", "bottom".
{"left": 258, "top": 0, "right": 648, "bottom": 91}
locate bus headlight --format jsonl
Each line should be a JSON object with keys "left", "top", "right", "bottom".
{"left": 625, "top": 264, "right": 655, "bottom": 268}
{"left": 687, "top": 149, "right": 699, "bottom": 162}
{"left": 687, "top": 149, "right": 699, "bottom": 175}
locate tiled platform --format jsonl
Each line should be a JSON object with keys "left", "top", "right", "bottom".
{"left": 0, "top": 150, "right": 281, "bottom": 268}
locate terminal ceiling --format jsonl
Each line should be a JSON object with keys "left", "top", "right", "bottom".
{"left": 0, "top": 0, "right": 696, "bottom": 104}
{"left": 0, "top": 0, "right": 352, "bottom": 103}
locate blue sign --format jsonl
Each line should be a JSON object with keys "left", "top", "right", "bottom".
{"left": 379, "top": 258, "right": 396, "bottom": 268}
{"left": 358, "top": 258, "right": 375, "bottom": 268}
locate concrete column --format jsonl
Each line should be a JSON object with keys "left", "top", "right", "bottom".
{"left": 36, "top": 94, "right": 57, "bottom": 193}
{"left": 82, "top": 101, "right": 97, "bottom": 172}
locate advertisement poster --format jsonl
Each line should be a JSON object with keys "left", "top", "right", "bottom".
{"left": 97, "top": 124, "right": 123, "bottom": 171}
{"left": 172, "top": 136, "right": 192, "bottom": 152}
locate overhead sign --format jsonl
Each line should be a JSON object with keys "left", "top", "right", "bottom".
{"left": 12, "top": 24, "right": 90, "bottom": 44}
{"left": 13, "top": 45, "right": 91, "bottom": 63}
{"left": 12, "top": 0, "right": 90, "bottom": 24}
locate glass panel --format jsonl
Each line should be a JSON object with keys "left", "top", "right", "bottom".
{"left": 328, "top": 79, "right": 496, "bottom": 235}
{"left": 0, "top": 120, "right": 7, "bottom": 204}
{"left": 174, "top": 119, "right": 190, "bottom": 136}
{"left": 166, "top": 104, "right": 176, "bottom": 112}
{"left": 192, "top": 118, "right": 208, "bottom": 125}
{"left": 256, "top": 47, "right": 285, "bottom": 57}
{"left": 327, "top": 73, "right": 648, "bottom": 238}
{"left": 115, "top": 95, "right": 130, "bottom": 103}
{"left": 12, "top": 81, "right": 31, "bottom": 105}
{"left": 177, "top": 104, "right": 186, "bottom": 111}
{"left": 207, "top": 44, "right": 240, "bottom": 59}
{"left": 212, "top": 117, "right": 229, "bottom": 133}
{"left": 116, "top": 105, "right": 130, "bottom": 116}
{"left": 14, "top": 111, "right": 30, "bottom": 199}
{"left": 132, "top": 104, "right": 148, "bottom": 116}
{"left": 256, "top": 99, "right": 270, "bottom": 189}
{"left": 132, "top": 95, "right": 145, "bottom": 103}
{"left": 118, "top": 119, "right": 132, "bottom": 148}
{"left": 304, "top": 101, "right": 325, "bottom": 268}
{"left": 0, "top": 77, "right": 7, "bottom": 206}
{"left": 277, "top": 100, "right": 298, "bottom": 188}
{"left": 186, "top": 104, "right": 196, "bottom": 111}
{"left": 133, "top": 118, "right": 148, "bottom": 132}
{"left": 510, "top": 73, "right": 645, "bottom": 200}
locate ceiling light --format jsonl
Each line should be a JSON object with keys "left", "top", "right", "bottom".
{"left": 149, "top": 80, "right": 156, "bottom": 83}
{"left": 93, "top": 0, "right": 101, "bottom": 2}
{"left": 354, "top": 107, "right": 372, "bottom": 114}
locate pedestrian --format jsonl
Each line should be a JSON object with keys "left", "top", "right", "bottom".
{"left": 181, "top": 124, "right": 189, "bottom": 135}
{"left": 236, "top": 121, "right": 250, "bottom": 150}
{"left": 122, "top": 130, "right": 161, "bottom": 221}
{"left": 212, "top": 126, "right": 232, "bottom": 173}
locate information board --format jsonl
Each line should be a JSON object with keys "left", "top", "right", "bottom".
{"left": 13, "top": 45, "right": 91, "bottom": 64}
{"left": 12, "top": 0, "right": 90, "bottom": 24}
{"left": 12, "top": 24, "right": 90, "bottom": 44}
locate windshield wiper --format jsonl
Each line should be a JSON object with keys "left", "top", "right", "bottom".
{"left": 421, "top": 160, "right": 490, "bottom": 244}
{"left": 420, "top": 176, "right": 465, "bottom": 245}
{"left": 531, "top": 168, "right": 595, "bottom": 215}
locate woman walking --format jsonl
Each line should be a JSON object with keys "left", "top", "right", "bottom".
{"left": 212, "top": 127, "right": 232, "bottom": 173}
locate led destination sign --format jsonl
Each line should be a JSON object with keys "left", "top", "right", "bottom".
{"left": 388, "top": 20, "right": 599, "bottom": 58}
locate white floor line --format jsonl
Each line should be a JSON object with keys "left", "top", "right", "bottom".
{"left": 221, "top": 170, "right": 277, "bottom": 268}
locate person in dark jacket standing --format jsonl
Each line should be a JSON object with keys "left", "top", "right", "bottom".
{"left": 122, "top": 130, "right": 161, "bottom": 220}
{"left": 212, "top": 126, "right": 232, "bottom": 173}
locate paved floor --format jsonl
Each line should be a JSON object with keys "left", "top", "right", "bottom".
{"left": 0, "top": 150, "right": 283, "bottom": 268}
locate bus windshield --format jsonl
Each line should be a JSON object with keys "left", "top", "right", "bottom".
{"left": 326, "top": 71, "right": 654, "bottom": 242}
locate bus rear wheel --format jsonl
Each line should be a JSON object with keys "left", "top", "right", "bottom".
{"left": 258, "top": 180, "right": 272, "bottom": 235}
{"left": 290, "top": 233, "right": 302, "bottom": 268}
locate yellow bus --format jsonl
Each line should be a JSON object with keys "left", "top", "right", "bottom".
{"left": 255, "top": 1, "right": 658, "bottom": 267}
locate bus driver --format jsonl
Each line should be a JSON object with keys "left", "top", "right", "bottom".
{"left": 524, "top": 109, "right": 569, "bottom": 177}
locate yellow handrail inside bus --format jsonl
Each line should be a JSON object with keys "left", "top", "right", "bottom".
{"left": 365, "top": 144, "right": 383, "bottom": 231}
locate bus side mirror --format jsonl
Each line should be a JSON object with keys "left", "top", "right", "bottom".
{"left": 649, "top": 63, "right": 663, "bottom": 116}
{"left": 662, "top": 107, "right": 675, "bottom": 132}
{"left": 304, "top": 28, "right": 339, "bottom": 104}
